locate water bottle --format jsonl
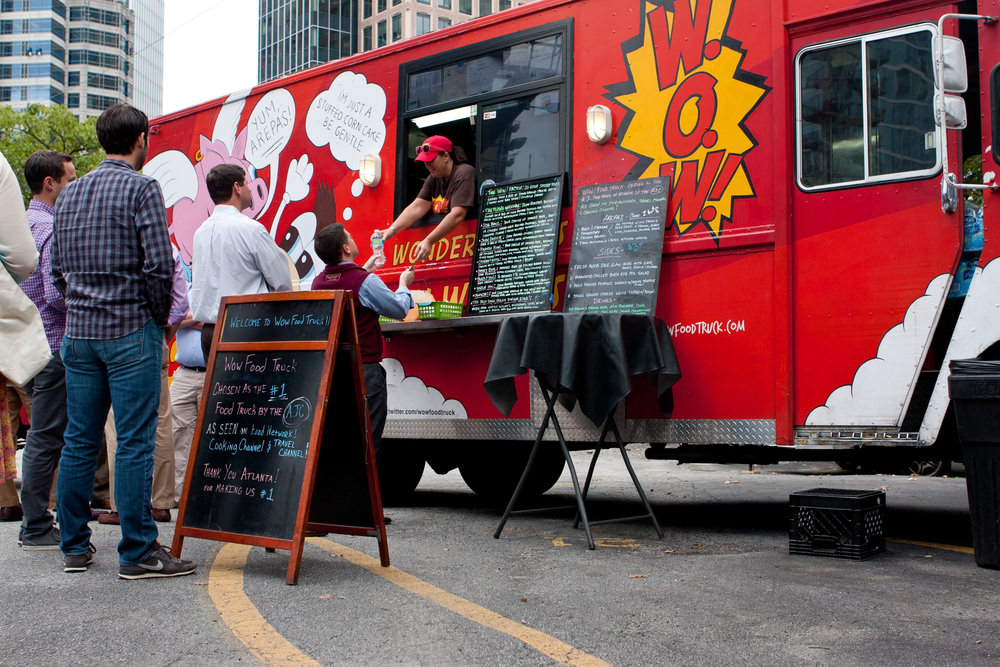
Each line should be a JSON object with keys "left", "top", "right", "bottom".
{"left": 371, "top": 231, "right": 386, "bottom": 268}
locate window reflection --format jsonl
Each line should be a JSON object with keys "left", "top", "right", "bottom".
{"left": 798, "top": 28, "right": 936, "bottom": 188}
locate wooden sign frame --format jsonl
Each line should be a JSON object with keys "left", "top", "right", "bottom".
{"left": 171, "top": 290, "right": 389, "bottom": 585}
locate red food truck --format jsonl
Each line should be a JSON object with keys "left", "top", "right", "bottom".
{"left": 147, "top": 0, "right": 999, "bottom": 500}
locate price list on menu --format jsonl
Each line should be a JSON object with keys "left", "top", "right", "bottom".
{"left": 564, "top": 178, "right": 670, "bottom": 315}
{"left": 467, "top": 175, "right": 563, "bottom": 316}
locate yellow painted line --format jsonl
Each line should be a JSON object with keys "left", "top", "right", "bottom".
{"left": 208, "top": 538, "right": 611, "bottom": 666}
{"left": 208, "top": 543, "right": 321, "bottom": 666}
{"left": 888, "top": 538, "right": 975, "bottom": 554}
{"left": 311, "top": 538, "right": 612, "bottom": 667}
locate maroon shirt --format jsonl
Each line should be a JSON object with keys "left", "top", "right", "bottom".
{"left": 312, "top": 263, "right": 383, "bottom": 363}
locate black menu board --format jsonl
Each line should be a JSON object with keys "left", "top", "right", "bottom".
{"left": 182, "top": 347, "right": 325, "bottom": 539}
{"left": 466, "top": 174, "right": 563, "bottom": 316}
{"left": 173, "top": 292, "right": 389, "bottom": 584}
{"left": 564, "top": 178, "right": 670, "bottom": 315}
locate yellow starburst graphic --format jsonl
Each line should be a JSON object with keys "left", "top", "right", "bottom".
{"left": 431, "top": 194, "right": 448, "bottom": 214}
{"left": 612, "top": 0, "right": 768, "bottom": 240}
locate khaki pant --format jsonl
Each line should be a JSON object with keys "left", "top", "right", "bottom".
{"left": 169, "top": 365, "right": 204, "bottom": 505}
{"left": 104, "top": 340, "right": 174, "bottom": 511}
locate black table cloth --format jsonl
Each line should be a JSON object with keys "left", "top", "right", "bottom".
{"left": 483, "top": 313, "right": 681, "bottom": 426}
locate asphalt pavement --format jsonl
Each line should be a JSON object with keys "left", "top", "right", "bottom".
{"left": 2, "top": 450, "right": 997, "bottom": 666}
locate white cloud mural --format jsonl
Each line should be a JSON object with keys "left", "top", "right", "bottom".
{"left": 806, "top": 274, "right": 950, "bottom": 426}
{"left": 383, "top": 358, "right": 467, "bottom": 419}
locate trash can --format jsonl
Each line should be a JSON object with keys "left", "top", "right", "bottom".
{"left": 948, "top": 359, "right": 1000, "bottom": 569}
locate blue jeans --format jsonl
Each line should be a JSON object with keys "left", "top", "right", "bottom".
{"left": 57, "top": 319, "right": 162, "bottom": 564}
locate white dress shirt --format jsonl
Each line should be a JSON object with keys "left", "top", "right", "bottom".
{"left": 190, "top": 204, "right": 293, "bottom": 323}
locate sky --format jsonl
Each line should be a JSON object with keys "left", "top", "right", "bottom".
{"left": 162, "top": 1, "right": 259, "bottom": 116}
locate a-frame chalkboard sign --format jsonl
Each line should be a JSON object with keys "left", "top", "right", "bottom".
{"left": 171, "top": 290, "right": 389, "bottom": 585}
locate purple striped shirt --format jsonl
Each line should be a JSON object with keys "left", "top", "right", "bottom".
{"left": 51, "top": 158, "right": 173, "bottom": 339}
{"left": 20, "top": 200, "right": 65, "bottom": 352}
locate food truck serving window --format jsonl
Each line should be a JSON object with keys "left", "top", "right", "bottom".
{"left": 397, "top": 20, "right": 570, "bottom": 211}
{"left": 795, "top": 25, "right": 939, "bottom": 190}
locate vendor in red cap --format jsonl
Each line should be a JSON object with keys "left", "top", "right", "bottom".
{"left": 379, "top": 135, "right": 475, "bottom": 262}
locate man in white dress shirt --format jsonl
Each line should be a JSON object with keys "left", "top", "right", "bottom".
{"left": 190, "top": 164, "right": 293, "bottom": 358}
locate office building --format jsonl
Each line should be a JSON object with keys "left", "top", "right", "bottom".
{"left": 259, "top": 0, "right": 358, "bottom": 83}
{"left": 258, "top": 0, "right": 535, "bottom": 83}
{"left": 0, "top": 0, "right": 140, "bottom": 119}
{"left": 132, "top": 0, "right": 162, "bottom": 117}
{"left": 358, "top": 0, "right": 534, "bottom": 53}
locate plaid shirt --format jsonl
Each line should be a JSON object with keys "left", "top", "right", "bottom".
{"left": 19, "top": 200, "right": 65, "bottom": 352}
{"left": 51, "top": 158, "right": 173, "bottom": 339}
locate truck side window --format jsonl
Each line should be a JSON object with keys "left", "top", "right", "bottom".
{"left": 796, "top": 26, "right": 938, "bottom": 189}
{"left": 398, "top": 22, "right": 570, "bottom": 212}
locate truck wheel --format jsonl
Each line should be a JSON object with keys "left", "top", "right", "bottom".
{"left": 906, "top": 459, "right": 952, "bottom": 477}
{"left": 459, "top": 442, "right": 565, "bottom": 503}
{"left": 378, "top": 440, "right": 425, "bottom": 505}
{"left": 835, "top": 459, "right": 861, "bottom": 472}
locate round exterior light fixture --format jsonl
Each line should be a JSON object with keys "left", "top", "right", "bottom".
{"left": 359, "top": 154, "right": 382, "bottom": 187}
{"left": 586, "top": 104, "right": 613, "bottom": 144}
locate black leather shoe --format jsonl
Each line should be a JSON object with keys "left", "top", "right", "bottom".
{"left": 0, "top": 505, "right": 23, "bottom": 522}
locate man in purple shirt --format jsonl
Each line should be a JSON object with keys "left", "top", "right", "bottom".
{"left": 17, "top": 150, "right": 74, "bottom": 550}
{"left": 51, "top": 104, "right": 195, "bottom": 579}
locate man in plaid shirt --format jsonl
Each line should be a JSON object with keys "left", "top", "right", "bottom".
{"left": 51, "top": 104, "right": 195, "bottom": 579}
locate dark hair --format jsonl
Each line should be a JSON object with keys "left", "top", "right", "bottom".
{"left": 24, "top": 150, "right": 71, "bottom": 194}
{"left": 451, "top": 145, "right": 469, "bottom": 165}
{"left": 314, "top": 223, "right": 349, "bottom": 265}
{"left": 95, "top": 104, "right": 148, "bottom": 155}
{"left": 206, "top": 164, "right": 246, "bottom": 204}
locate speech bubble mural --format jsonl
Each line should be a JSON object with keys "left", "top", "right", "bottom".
{"left": 306, "top": 71, "right": 387, "bottom": 171}
{"left": 245, "top": 88, "right": 296, "bottom": 215}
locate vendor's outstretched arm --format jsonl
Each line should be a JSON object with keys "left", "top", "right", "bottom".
{"left": 414, "top": 205, "right": 468, "bottom": 261}
{"left": 382, "top": 198, "right": 431, "bottom": 241}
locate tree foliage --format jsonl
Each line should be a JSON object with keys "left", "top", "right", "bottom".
{"left": 0, "top": 104, "right": 105, "bottom": 204}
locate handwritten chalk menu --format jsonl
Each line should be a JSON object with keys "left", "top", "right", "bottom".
{"left": 172, "top": 291, "right": 389, "bottom": 585}
{"left": 467, "top": 175, "right": 563, "bottom": 316}
{"left": 564, "top": 178, "right": 670, "bottom": 315}
{"left": 182, "top": 348, "right": 324, "bottom": 539}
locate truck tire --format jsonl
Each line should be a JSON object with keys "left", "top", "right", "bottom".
{"left": 378, "top": 439, "right": 425, "bottom": 505}
{"left": 459, "top": 442, "right": 565, "bottom": 503}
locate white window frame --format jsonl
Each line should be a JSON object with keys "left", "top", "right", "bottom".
{"left": 795, "top": 23, "right": 942, "bottom": 191}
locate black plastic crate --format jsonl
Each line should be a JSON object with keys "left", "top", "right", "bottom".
{"left": 789, "top": 488, "right": 886, "bottom": 560}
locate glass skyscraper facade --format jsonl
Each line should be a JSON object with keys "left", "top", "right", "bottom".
{"left": 256, "top": 0, "right": 535, "bottom": 85}
{"left": 132, "top": 0, "right": 161, "bottom": 117}
{"left": 0, "top": 0, "right": 137, "bottom": 118}
{"left": 259, "top": 0, "right": 357, "bottom": 84}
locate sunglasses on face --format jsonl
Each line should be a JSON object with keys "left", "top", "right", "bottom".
{"left": 415, "top": 144, "right": 442, "bottom": 157}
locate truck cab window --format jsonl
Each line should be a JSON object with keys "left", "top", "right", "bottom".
{"left": 399, "top": 22, "right": 569, "bottom": 213}
{"left": 797, "top": 26, "right": 938, "bottom": 189}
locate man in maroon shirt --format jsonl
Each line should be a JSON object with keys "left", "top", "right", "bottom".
{"left": 312, "top": 224, "right": 413, "bottom": 517}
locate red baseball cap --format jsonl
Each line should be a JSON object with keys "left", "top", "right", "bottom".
{"left": 414, "top": 135, "right": 453, "bottom": 162}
